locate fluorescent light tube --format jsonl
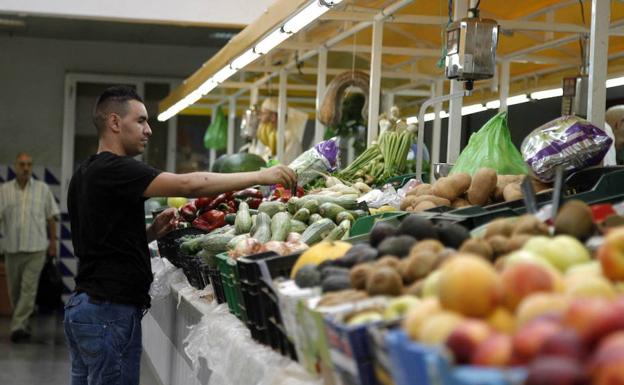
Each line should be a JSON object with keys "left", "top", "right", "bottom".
{"left": 283, "top": 2, "right": 328, "bottom": 34}
{"left": 530, "top": 88, "right": 563, "bottom": 100}
{"left": 486, "top": 100, "right": 500, "bottom": 109}
{"left": 212, "top": 66, "right": 237, "bottom": 84}
{"left": 254, "top": 29, "right": 289, "bottom": 54}
{"left": 507, "top": 94, "right": 530, "bottom": 106}
{"left": 461, "top": 104, "right": 487, "bottom": 115}
{"left": 230, "top": 49, "right": 260, "bottom": 70}
{"left": 606, "top": 76, "right": 624, "bottom": 88}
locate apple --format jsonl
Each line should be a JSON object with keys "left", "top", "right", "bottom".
{"left": 516, "top": 293, "right": 570, "bottom": 327}
{"left": 538, "top": 328, "right": 586, "bottom": 361}
{"left": 597, "top": 227, "right": 624, "bottom": 281}
{"left": 418, "top": 311, "right": 464, "bottom": 345}
{"left": 523, "top": 236, "right": 553, "bottom": 257}
{"left": 563, "top": 298, "right": 614, "bottom": 345}
{"left": 402, "top": 297, "right": 441, "bottom": 341}
{"left": 167, "top": 196, "right": 188, "bottom": 209}
{"left": 383, "top": 295, "right": 421, "bottom": 320}
{"left": 445, "top": 319, "right": 493, "bottom": 364}
{"left": 421, "top": 270, "right": 441, "bottom": 298}
{"left": 471, "top": 333, "right": 513, "bottom": 367}
{"left": 501, "top": 262, "right": 559, "bottom": 310}
{"left": 565, "top": 261, "right": 603, "bottom": 278}
{"left": 486, "top": 307, "right": 516, "bottom": 334}
{"left": 588, "top": 331, "right": 624, "bottom": 385}
{"left": 505, "top": 249, "right": 554, "bottom": 269}
{"left": 564, "top": 275, "right": 617, "bottom": 299}
{"left": 525, "top": 356, "right": 588, "bottom": 385}
{"left": 513, "top": 318, "right": 562, "bottom": 363}
{"left": 347, "top": 310, "right": 383, "bottom": 326}
{"left": 539, "top": 235, "right": 591, "bottom": 272}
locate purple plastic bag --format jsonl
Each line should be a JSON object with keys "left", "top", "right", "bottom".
{"left": 314, "top": 137, "right": 340, "bottom": 169}
{"left": 289, "top": 137, "right": 341, "bottom": 185}
{"left": 522, "top": 116, "right": 613, "bottom": 182}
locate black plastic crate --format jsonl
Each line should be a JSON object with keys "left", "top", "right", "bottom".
{"left": 207, "top": 266, "right": 226, "bottom": 304}
{"left": 156, "top": 227, "right": 207, "bottom": 268}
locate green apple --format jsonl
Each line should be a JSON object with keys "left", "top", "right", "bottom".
{"left": 505, "top": 249, "right": 554, "bottom": 269}
{"left": 522, "top": 236, "right": 552, "bottom": 256}
{"left": 383, "top": 295, "right": 421, "bottom": 320}
{"left": 540, "top": 235, "right": 591, "bottom": 272}
{"left": 347, "top": 311, "right": 383, "bottom": 326}
{"left": 167, "top": 197, "right": 188, "bottom": 209}
{"left": 421, "top": 270, "right": 441, "bottom": 298}
{"left": 566, "top": 261, "right": 602, "bottom": 278}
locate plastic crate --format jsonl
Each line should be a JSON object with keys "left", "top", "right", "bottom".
{"left": 215, "top": 253, "right": 246, "bottom": 321}
{"left": 156, "top": 227, "right": 207, "bottom": 268}
{"left": 385, "top": 330, "right": 526, "bottom": 385}
{"left": 367, "top": 320, "right": 401, "bottom": 385}
{"left": 349, "top": 212, "right": 408, "bottom": 239}
{"left": 207, "top": 266, "right": 226, "bottom": 304}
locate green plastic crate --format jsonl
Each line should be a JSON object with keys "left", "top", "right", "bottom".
{"left": 348, "top": 212, "right": 408, "bottom": 240}
{"left": 215, "top": 253, "right": 247, "bottom": 321}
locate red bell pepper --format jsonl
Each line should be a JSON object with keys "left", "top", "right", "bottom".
{"left": 218, "top": 202, "right": 237, "bottom": 214}
{"left": 246, "top": 197, "right": 262, "bottom": 209}
{"left": 180, "top": 201, "right": 197, "bottom": 222}
{"left": 206, "top": 192, "right": 234, "bottom": 211}
{"left": 194, "top": 209, "right": 227, "bottom": 232}
{"left": 195, "top": 197, "right": 214, "bottom": 211}
{"left": 233, "top": 188, "right": 263, "bottom": 200}
{"left": 270, "top": 184, "right": 304, "bottom": 202}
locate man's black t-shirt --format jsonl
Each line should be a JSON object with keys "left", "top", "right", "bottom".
{"left": 68, "top": 152, "right": 161, "bottom": 308}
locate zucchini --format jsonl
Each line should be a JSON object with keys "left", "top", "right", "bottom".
{"left": 301, "top": 218, "right": 337, "bottom": 245}
{"left": 252, "top": 212, "right": 272, "bottom": 243}
{"left": 348, "top": 209, "right": 368, "bottom": 219}
{"left": 258, "top": 201, "right": 287, "bottom": 217}
{"left": 249, "top": 215, "right": 258, "bottom": 235}
{"left": 302, "top": 199, "right": 319, "bottom": 214}
{"left": 324, "top": 220, "right": 351, "bottom": 241}
{"left": 234, "top": 201, "right": 252, "bottom": 234}
{"left": 287, "top": 197, "right": 300, "bottom": 215}
{"left": 200, "top": 233, "right": 235, "bottom": 254}
{"left": 335, "top": 211, "right": 355, "bottom": 224}
{"left": 309, "top": 213, "right": 323, "bottom": 224}
{"left": 270, "top": 212, "right": 292, "bottom": 241}
{"left": 293, "top": 208, "right": 311, "bottom": 223}
{"left": 296, "top": 195, "right": 358, "bottom": 210}
{"left": 290, "top": 219, "right": 308, "bottom": 234}
{"left": 225, "top": 213, "right": 237, "bottom": 225}
{"left": 319, "top": 202, "right": 346, "bottom": 221}
{"left": 227, "top": 233, "right": 250, "bottom": 251}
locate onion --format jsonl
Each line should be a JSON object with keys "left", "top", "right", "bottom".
{"left": 286, "top": 232, "right": 302, "bottom": 243}
{"left": 230, "top": 238, "right": 260, "bottom": 258}
{"left": 263, "top": 241, "right": 291, "bottom": 256}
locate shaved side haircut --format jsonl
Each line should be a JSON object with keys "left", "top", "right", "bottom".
{"left": 93, "top": 86, "right": 144, "bottom": 136}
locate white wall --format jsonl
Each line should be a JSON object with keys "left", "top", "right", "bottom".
{"left": 0, "top": 35, "right": 215, "bottom": 167}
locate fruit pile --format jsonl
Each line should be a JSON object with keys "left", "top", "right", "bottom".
{"left": 401, "top": 168, "right": 550, "bottom": 212}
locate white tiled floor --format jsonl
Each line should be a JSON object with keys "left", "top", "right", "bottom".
{"left": 0, "top": 312, "right": 160, "bottom": 385}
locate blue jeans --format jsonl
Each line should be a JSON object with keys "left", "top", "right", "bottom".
{"left": 63, "top": 293, "right": 142, "bottom": 385}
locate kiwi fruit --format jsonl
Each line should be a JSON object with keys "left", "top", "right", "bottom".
{"left": 404, "top": 280, "right": 424, "bottom": 296}
{"left": 398, "top": 215, "right": 439, "bottom": 240}
{"left": 512, "top": 215, "right": 549, "bottom": 236}
{"left": 485, "top": 218, "right": 514, "bottom": 239}
{"left": 488, "top": 235, "right": 510, "bottom": 258}
{"left": 375, "top": 255, "right": 402, "bottom": 270}
{"left": 401, "top": 252, "right": 439, "bottom": 283}
{"left": 554, "top": 200, "right": 594, "bottom": 241}
{"left": 410, "top": 239, "right": 445, "bottom": 255}
{"left": 366, "top": 266, "right": 403, "bottom": 296}
{"left": 436, "top": 223, "right": 471, "bottom": 249}
{"left": 459, "top": 238, "right": 494, "bottom": 261}
{"left": 507, "top": 233, "right": 532, "bottom": 252}
{"left": 377, "top": 235, "right": 417, "bottom": 258}
{"left": 370, "top": 222, "right": 398, "bottom": 248}
{"left": 349, "top": 264, "right": 372, "bottom": 290}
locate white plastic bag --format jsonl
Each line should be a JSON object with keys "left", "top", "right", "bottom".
{"left": 149, "top": 257, "right": 185, "bottom": 301}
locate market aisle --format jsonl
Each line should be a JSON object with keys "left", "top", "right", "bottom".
{"left": 0, "top": 313, "right": 161, "bottom": 385}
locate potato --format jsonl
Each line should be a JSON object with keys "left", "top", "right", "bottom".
{"left": 512, "top": 215, "right": 549, "bottom": 236}
{"left": 531, "top": 177, "right": 552, "bottom": 193}
{"left": 467, "top": 168, "right": 497, "bottom": 206}
{"left": 485, "top": 218, "right": 514, "bottom": 238}
{"left": 503, "top": 182, "right": 523, "bottom": 202}
{"left": 450, "top": 173, "right": 472, "bottom": 193}
{"left": 452, "top": 198, "right": 470, "bottom": 208}
{"left": 406, "top": 183, "right": 433, "bottom": 197}
{"left": 408, "top": 201, "right": 438, "bottom": 213}
{"left": 493, "top": 175, "right": 524, "bottom": 201}
{"left": 459, "top": 238, "right": 494, "bottom": 261}
{"left": 432, "top": 173, "right": 471, "bottom": 201}
{"left": 402, "top": 195, "right": 450, "bottom": 210}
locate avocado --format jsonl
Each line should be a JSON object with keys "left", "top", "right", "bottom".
{"left": 319, "top": 266, "right": 351, "bottom": 280}
{"left": 398, "top": 214, "right": 438, "bottom": 240}
{"left": 377, "top": 235, "right": 417, "bottom": 258}
{"left": 436, "top": 223, "right": 471, "bottom": 249}
{"left": 294, "top": 264, "right": 322, "bottom": 288}
{"left": 341, "top": 243, "right": 378, "bottom": 266}
{"left": 322, "top": 274, "right": 352, "bottom": 292}
{"left": 370, "top": 221, "right": 398, "bottom": 247}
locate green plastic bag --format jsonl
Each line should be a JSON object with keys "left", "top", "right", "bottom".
{"left": 451, "top": 112, "right": 528, "bottom": 175}
{"left": 204, "top": 106, "right": 227, "bottom": 150}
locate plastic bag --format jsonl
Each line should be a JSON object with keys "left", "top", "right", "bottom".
{"left": 149, "top": 257, "right": 184, "bottom": 301}
{"left": 522, "top": 116, "right": 613, "bottom": 182}
{"left": 358, "top": 185, "right": 401, "bottom": 208}
{"left": 204, "top": 105, "right": 227, "bottom": 150}
{"left": 289, "top": 137, "right": 340, "bottom": 186}
{"left": 451, "top": 112, "right": 528, "bottom": 175}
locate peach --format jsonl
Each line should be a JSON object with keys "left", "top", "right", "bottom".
{"left": 418, "top": 310, "right": 464, "bottom": 345}
{"left": 564, "top": 275, "right": 617, "bottom": 299}
{"left": 525, "top": 356, "right": 588, "bottom": 385}
{"left": 516, "top": 293, "right": 570, "bottom": 327}
{"left": 486, "top": 307, "right": 516, "bottom": 334}
{"left": 538, "top": 328, "right": 587, "bottom": 361}
{"left": 501, "top": 262, "right": 559, "bottom": 310}
{"left": 401, "top": 297, "right": 442, "bottom": 341}
{"left": 471, "top": 333, "right": 513, "bottom": 367}
{"left": 597, "top": 227, "right": 624, "bottom": 281}
{"left": 513, "top": 318, "right": 562, "bottom": 363}
{"left": 446, "top": 319, "right": 493, "bottom": 364}
{"left": 563, "top": 298, "right": 616, "bottom": 345}
{"left": 438, "top": 254, "right": 502, "bottom": 317}
{"left": 588, "top": 331, "right": 624, "bottom": 385}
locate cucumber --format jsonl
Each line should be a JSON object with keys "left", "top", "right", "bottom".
{"left": 252, "top": 212, "right": 272, "bottom": 243}
{"left": 297, "top": 195, "right": 358, "bottom": 210}
{"left": 258, "top": 201, "right": 287, "bottom": 217}
{"left": 227, "top": 233, "right": 250, "bottom": 251}
{"left": 234, "top": 201, "right": 253, "bottom": 234}
{"left": 249, "top": 215, "right": 258, "bottom": 235}
{"left": 290, "top": 219, "right": 308, "bottom": 234}
{"left": 287, "top": 197, "right": 300, "bottom": 215}
{"left": 323, "top": 220, "right": 351, "bottom": 241}
{"left": 302, "top": 199, "right": 319, "bottom": 214}
{"left": 309, "top": 213, "right": 323, "bottom": 224}
{"left": 301, "top": 218, "right": 337, "bottom": 245}
{"left": 319, "top": 202, "right": 346, "bottom": 221}
{"left": 225, "top": 213, "right": 237, "bottom": 225}
{"left": 348, "top": 209, "right": 368, "bottom": 219}
{"left": 200, "top": 233, "right": 235, "bottom": 254}
{"left": 270, "top": 212, "right": 292, "bottom": 242}
{"left": 335, "top": 211, "right": 355, "bottom": 224}
{"left": 293, "top": 208, "right": 311, "bottom": 223}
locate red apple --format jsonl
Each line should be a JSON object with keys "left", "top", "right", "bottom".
{"left": 597, "top": 227, "right": 624, "bottom": 281}
{"left": 513, "top": 318, "right": 562, "bottom": 363}
{"left": 563, "top": 298, "right": 616, "bottom": 345}
{"left": 445, "top": 319, "right": 493, "bottom": 364}
{"left": 538, "top": 328, "right": 586, "bottom": 361}
{"left": 588, "top": 331, "right": 624, "bottom": 385}
{"left": 500, "top": 261, "right": 558, "bottom": 310}
{"left": 525, "top": 356, "right": 589, "bottom": 385}
{"left": 471, "top": 333, "right": 513, "bottom": 367}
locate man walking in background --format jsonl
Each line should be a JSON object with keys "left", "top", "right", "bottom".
{"left": 0, "top": 152, "right": 60, "bottom": 343}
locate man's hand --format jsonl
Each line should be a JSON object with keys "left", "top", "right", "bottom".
{"left": 257, "top": 165, "right": 297, "bottom": 188}
{"left": 148, "top": 208, "right": 178, "bottom": 242}
{"left": 47, "top": 240, "right": 57, "bottom": 259}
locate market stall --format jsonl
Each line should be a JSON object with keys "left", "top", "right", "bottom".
{"left": 144, "top": 1, "right": 624, "bottom": 385}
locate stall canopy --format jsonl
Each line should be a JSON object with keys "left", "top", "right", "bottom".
{"left": 158, "top": 0, "right": 624, "bottom": 162}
